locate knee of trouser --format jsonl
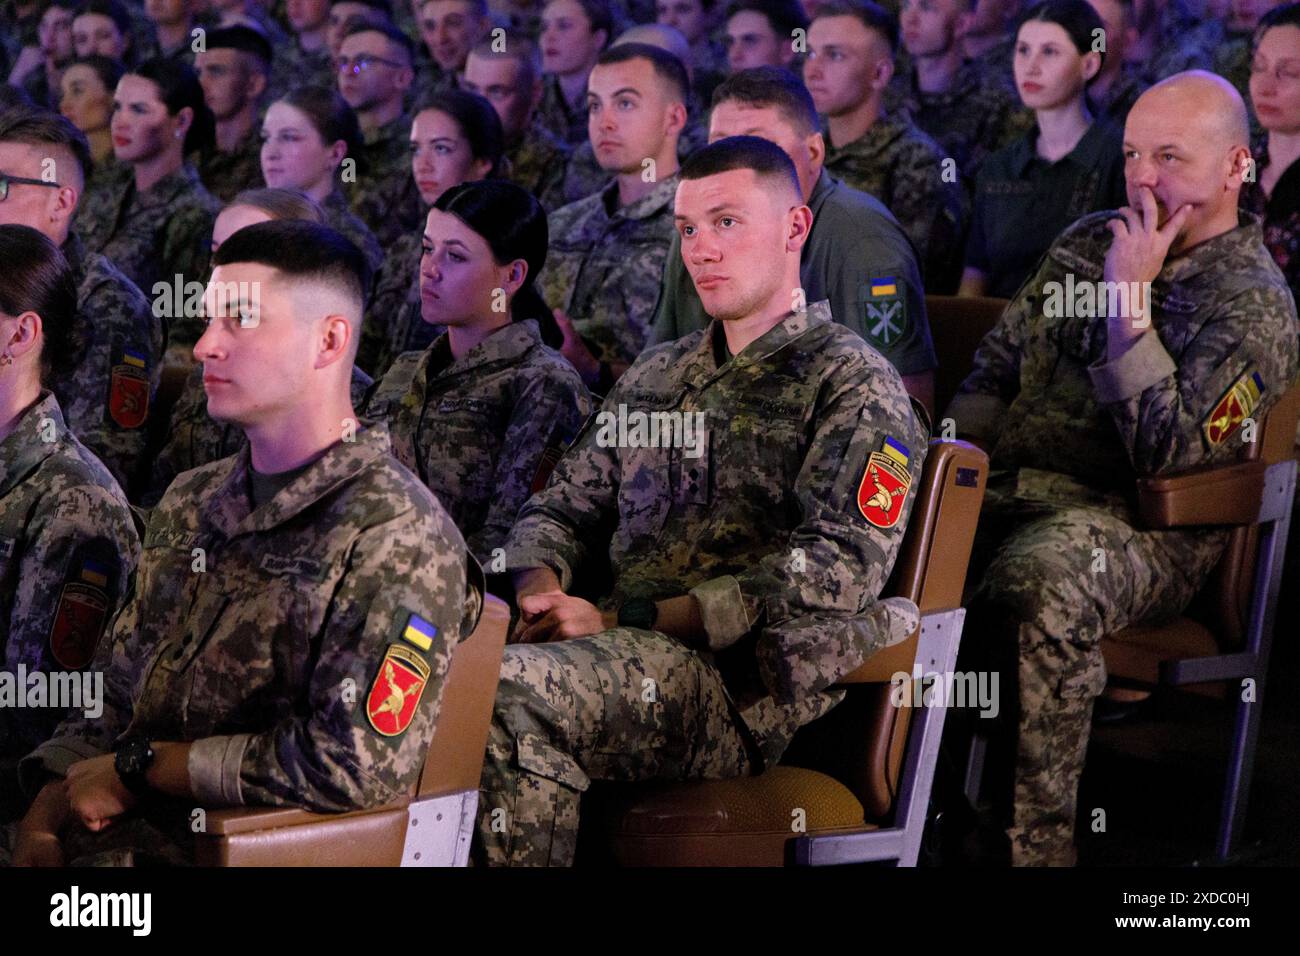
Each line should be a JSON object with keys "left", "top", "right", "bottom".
{"left": 977, "top": 551, "right": 1100, "bottom": 639}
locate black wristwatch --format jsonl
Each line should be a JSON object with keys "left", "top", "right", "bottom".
{"left": 617, "top": 597, "right": 659, "bottom": 631}
{"left": 113, "top": 737, "right": 155, "bottom": 798}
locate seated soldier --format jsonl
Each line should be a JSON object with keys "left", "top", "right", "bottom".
{"left": 805, "top": 0, "right": 965, "bottom": 293}
{"left": 7, "top": 221, "right": 483, "bottom": 867}
{"left": 540, "top": 42, "right": 689, "bottom": 391}
{"left": 269, "top": 0, "right": 335, "bottom": 98}
{"left": 0, "top": 107, "right": 161, "bottom": 499}
{"left": 414, "top": 0, "right": 491, "bottom": 92}
{"left": 0, "top": 225, "right": 139, "bottom": 822}
{"left": 946, "top": 71, "right": 1300, "bottom": 866}
{"left": 959, "top": 0, "right": 1127, "bottom": 299}
{"left": 365, "top": 181, "right": 592, "bottom": 566}
{"left": 336, "top": 20, "right": 424, "bottom": 246}
{"left": 656, "top": 0, "right": 727, "bottom": 93}
{"left": 886, "top": 0, "right": 1033, "bottom": 211}
{"left": 649, "top": 66, "right": 937, "bottom": 411}
{"left": 462, "top": 36, "right": 574, "bottom": 212}
{"left": 75, "top": 58, "right": 221, "bottom": 303}
{"left": 143, "top": 187, "right": 376, "bottom": 507}
{"left": 962, "top": 0, "right": 1021, "bottom": 91}
{"left": 195, "top": 26, "right": 273, "bottom": 203}
{"left": 474, "top": 136, "right": 928, "bottom": 866}
{"left": 1083, "top": 0, "right": 1148, "bottom": 125}
{"left": 536, "top": 0, "right": 614, "bottom": 147}
{"left": 721, "top": 0, "right": 807, "bottom": 73}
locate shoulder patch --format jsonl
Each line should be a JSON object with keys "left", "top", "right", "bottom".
{"left": 49, "top": 551, "right": 116, "bottom": 670}
{"left": 857, "top": 438, "right": 912, "bottom": 529}
{"left": 1203, "top": 369, "right": 1265, "bottom": 447}
{"left": 365, "top": 641, "right": 430, "bottom": 737}
{"left": 109, "top": 348, "right": 150, "bottom": 429}
{"left": 861, "top": 276, "right": 911, "bottom": 350}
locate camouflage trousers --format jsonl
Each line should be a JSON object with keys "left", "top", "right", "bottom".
{"left": 966, "top": 490, "right": 1226, "bottom": 866}
{"left": 472, "top": 627, "right": 754, "bottom": 866}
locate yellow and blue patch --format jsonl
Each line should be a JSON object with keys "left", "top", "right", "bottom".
{"left": 401, "top": 612, "right": 438, "bottom": 652}
{"left": 869, "top": 277, "right": 898, "bottom": 297}
{"left": 79, "top": 558, "right": 110, "bottom": 588}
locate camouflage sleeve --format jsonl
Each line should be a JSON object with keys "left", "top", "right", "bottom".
{"left": 503, "top": 399, "right": 620, "bottom": 589}
{"left": 1087, "top": 288, "right": 1300, "bottom": 475}
{"left": 945, "top": 272, "right": 1035, "bottom": 442}
{"left": 466, "top": 368, "right": 594, "bottom": 565}
{"left": 889, "top": 141, "right": 965, "bottom": 294}
{"left": 688, "top": 355, "right": 931, "bottom": 699}
{"left": 3, "top": 486, "right": 138, "bottom": 775}
{"left": 186, "top": 508, "right": 479, "bottom": 812}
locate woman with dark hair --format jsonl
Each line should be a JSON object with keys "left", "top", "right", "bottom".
{"left": 1244, "top": 2, "right": 1300, "bottom": 297}
{"left": 259, "top": 84, "right": 383, "bottom": 273}
{"left": 537, "top": 0, "right": 614, "bottom": 145}
{"left": 0, "top": 224, "right": 139, "bottom": 821}
{"left": 361, "top": 89, "right": 507, "bottom": 376}
{"left": 76, "top": 57, "right": 220, "bottom": 297}
{"left": 59, "top": 54, "right": 123, "bottom": 167}
{"left": 959, "top": 0, "right": 1126, "bottom": 298}
{"left": 365, "top": 181, "right": 591, "bottom": 564}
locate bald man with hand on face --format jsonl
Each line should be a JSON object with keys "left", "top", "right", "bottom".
{"left": 946, "top": 71, "right": 1300, "bottom": 866}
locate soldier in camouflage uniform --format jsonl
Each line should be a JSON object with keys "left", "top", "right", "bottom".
{"left": 5, "top": 220, "right": 482, "bottom": 867}
{"left": 0, "top": 108, "right": 163, "bottom": 498}
{"left": 650, "top": 67, "right": 937, "bottom": 409}
{"left": 0, "top": 226, "right": 139, "bottom": 822}
{"left": 888, "top": 0, "right": 1034, "bottom": 204}
{"left": 366, "top": 181, "right": 592, "bottom": 564}
{"left": 359, "top": 229, "right": 432, "bottom": 377}
{"left": 540, "top": 43, "right": 689, "bottom": 385}
{"left": 474, "top": 137, "right": 927, "bottom": 865}
{"left": 195, "top": 27, "right": 273, "bottom": 203}
{"left": 337, "top": 22, "right": 425, "bottom": 246}
{"left": 946, "top": 73, "right": 1300, "bottom": 866}
{"left": 268, "top": 0, "right": 336, "bottom": 99}
{"left": 805, "top": 2, "right": 965, "bottom": 294}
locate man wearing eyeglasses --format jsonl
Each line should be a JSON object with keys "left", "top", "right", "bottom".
{"left": 0, "top": 107, "right": 161, "bottom": 499}
{"left": 337, "top": 20, "right": 423, "bottom": 247}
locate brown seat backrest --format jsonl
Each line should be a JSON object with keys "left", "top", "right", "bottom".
{"left": 1187, "top": 381, "right": 1300, "bottom": 649}
{"left": 781, "top": 440, "right": 988, "bottom": 820}
{"left": 417, "top": 592, "right": 510, "bottom": 799}
{"left": 926, "top": 295, "right": 1009, "bottom": 418}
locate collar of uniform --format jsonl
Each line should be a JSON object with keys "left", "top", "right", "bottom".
{"left": 826, "top": 110, "right": 907, "bottom": 163}
{"left": 61, "top": 232, "right": 88, "bottom": 283}
{"left": 0, "top": 391, "right": 66, "bottom": 497}
{"left": 683, "top": 300, "right": 833, "bottom": 384}
{"left": 203, "top": 420, "right": 395, "bottom": 538}
{"left": 1007, "top": 117, "right": 1117, "bottom": 178}
{"left": 1159, "top": 210, "right": 1268, "bottom": 286}
{"left": 428, "top": 319, "right": 541, "bottom": 381}
{"left": 598, "top": 170, "right": 681, "bottom": 221}
{"left": 133, "top": 163, "right": 203, "bottom": 209}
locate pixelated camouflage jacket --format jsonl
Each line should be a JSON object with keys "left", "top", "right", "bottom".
{"left": 358, "top": 229, "right": 438, "bottom": 379}
{"left": 948, "top": 209, "right": 1300, "bottom": 507}
{"left": 365, "top": 320, "right": 592, "bottom": 565}
{"left": 23, "top": 421, "right": 484, "bottom": 818}
{"left": 505, "top": 120, "right": 573, "bottom": 213}
{"left": 348, "top": 113, "right": 424, "bottom": 248}
{"left": 142, "top": 364, "right": 375, "bottom": 508}
{"left": 322, "top": 188, "right": 386, "bottom": 276}
{"left": 198, "top": 127, "right": 266, "bottom": 204}
{"left": 49, "top": 234, "right": 163, "bottom": 498}
{"left": 540, "top": 171, "right": 681, "bottom": 367}
{"left": 505, "top": 300, "right": 931, "bottom": 766}
{"left": 823, "top": 110, "right": 966, "bottom": 294}
{"left": 76, "top": 163, "right": 220, "bottom": 304}
{"left": 0, "top": 392, "right": 139, "bottom": 784}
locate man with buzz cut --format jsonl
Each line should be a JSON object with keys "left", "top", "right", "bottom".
{"left": 649, "top": 66, "right": 937, "bottom": 411}
{"left": 6, "top": 220, "right": 482, "bottom": 866}
{"left": 196, "top": 25, "right": 273, "bottom": 202}
{"left": 540, "top": 42, "right": 689, "bottom": 392}
{"left": 475, "top": 135, "right": 928, "bottom": 866}
{"left": 0, "top": 106, "right": 160, "bottom": 498}
{"left": 338, "top": 19, "right": 423, "bottom": 246}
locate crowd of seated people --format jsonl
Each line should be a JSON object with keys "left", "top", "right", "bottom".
{"left": 0, "top": 0, "right": 1297, "bottom": 868}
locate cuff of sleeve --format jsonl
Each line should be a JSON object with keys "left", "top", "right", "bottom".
{"left": 18, "top": 737, "right": 105, "bottom": 797}
{"left": 945, "top": 392, "right": 1008, "bottom": 442}
{"left": 503, "top": 547, "right": 574, "bottom": 592}
{"left": 1089, "top": 331, "right": 1176, "bottom": 404}
{"left": 188, "top": 734, "right": 253, "bottom": 807}
{"left": 689, "top": 575, "right": 752, "bottom": 651}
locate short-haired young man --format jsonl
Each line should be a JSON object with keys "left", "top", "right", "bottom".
{"left": 8, "top": 221, "right": 482, "bottom": 866}
{"left": 196, "top": 25, "right": 272, "bottom": 202}
{"left": 475, "top": 135, "right": 928, "bottom": 866}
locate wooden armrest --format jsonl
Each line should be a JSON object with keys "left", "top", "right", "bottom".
{"left": 1136, "top": 460, "right": 1267, "bottom": 528}
{"left": 202, "top": 797, "right": 409, "bottom": 836}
